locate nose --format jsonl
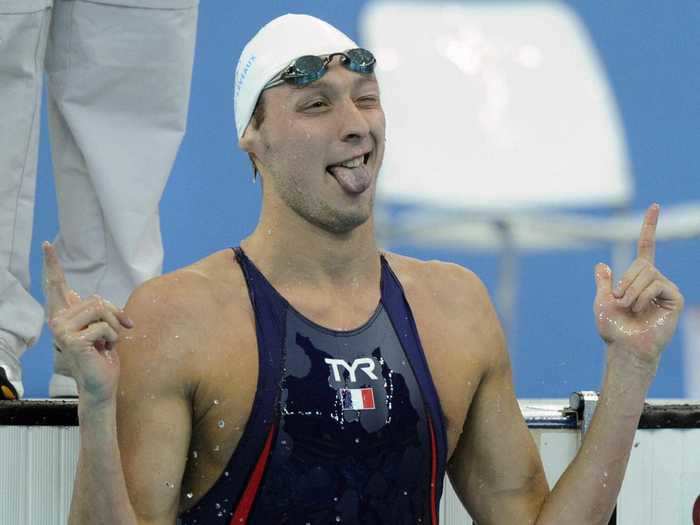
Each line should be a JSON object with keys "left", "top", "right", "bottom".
{"left": 338, "top": 98, "right": 371, "bottom": 143}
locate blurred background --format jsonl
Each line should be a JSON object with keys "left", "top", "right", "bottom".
{"left": 22, "top": 0, "right": 699, "bottom": 398}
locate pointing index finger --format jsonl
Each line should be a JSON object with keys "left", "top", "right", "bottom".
{"left": 42, "top": 242, "right": 71, "bottom": 315}
{"left": 637, "top": 203, "right": 659, "bottom": 264}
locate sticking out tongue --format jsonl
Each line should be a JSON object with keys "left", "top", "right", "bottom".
{"left": 327, "top": 164, "right": 372, "bottom": 194}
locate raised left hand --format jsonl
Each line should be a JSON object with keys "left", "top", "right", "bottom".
{"left": 593, "top": 204, "right": 684, "bottom": 364}
{"left": 43, "top": 242, "right": 132, "bottom": 403}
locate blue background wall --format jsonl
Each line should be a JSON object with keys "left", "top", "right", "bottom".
{"left": 22, "top": 1, "right": 699, "bottom": 398}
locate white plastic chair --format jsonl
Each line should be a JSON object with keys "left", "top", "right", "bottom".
{"left": 359, "top": 3, "right": 700, "bottom": 522}
{"left": 360, "top": 0, "right": 700, "bottom": 348}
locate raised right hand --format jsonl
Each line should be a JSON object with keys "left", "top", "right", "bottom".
{"left": 43, "top": 242, "right": 134, "bottom": 404}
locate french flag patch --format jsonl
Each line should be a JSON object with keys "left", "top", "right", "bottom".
{"left": 341, "top": 388, "right": 375, "bottom": 411}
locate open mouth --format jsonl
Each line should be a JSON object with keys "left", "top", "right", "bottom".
{"left": 326, "top": 152, "right": 371, "bottom": 173}
{"left": 326, "top": 152, "right": 373, "bottom": 194}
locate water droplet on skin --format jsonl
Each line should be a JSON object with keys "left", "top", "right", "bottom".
{"left": 218, "top": 419, "right": 225, "bottom": 428}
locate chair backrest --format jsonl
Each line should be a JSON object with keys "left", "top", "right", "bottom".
{"left": 360, "top": 0, "right": 633, "bottom": 212}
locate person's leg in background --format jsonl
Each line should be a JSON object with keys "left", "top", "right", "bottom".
{"left": 0, "top": 0, "right": 53, "bottom": 400}
{"left": 45, "top": 0, "right": 199, "bottom": 396}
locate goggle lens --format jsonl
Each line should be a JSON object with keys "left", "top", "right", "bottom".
{"left": 265, "top": 48, "right": 376, "bottom": 89}
{"left": 342, "top": 48, "right": 376, "bottom": 74}
{"left": 286, "top": 55, "right": 326, "bottom": 86}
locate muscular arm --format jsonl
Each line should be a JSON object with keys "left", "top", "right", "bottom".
{"left": 446, "top": 274, "right": 549, "bottom": 524}
{"left": 533, "top": 349, "right": 655, "bottom": 524}
{"left": 448, "top": 205, "right": 682, "bottom": 525}
{"left": 69, "top": 277, "right": 196, "bottom": 525}
{"left": 70, "top": 396, "right": 139, "bottom": 525}
{"left": 448, "top": 314, "right": 654, "bottom": 524}
{"left": 447, "top": 290, "right": 652, "bottom": 524}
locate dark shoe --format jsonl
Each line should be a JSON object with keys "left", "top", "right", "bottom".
{"left": 0, "top": 366, "right": 20, "bottom": 401}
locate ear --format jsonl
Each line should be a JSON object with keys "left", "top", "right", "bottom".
{"left": 240, "top": 126, "right": 263, "bottom": 174}
{"left": 238, "top": 123, "right": 259, "bottom": 155}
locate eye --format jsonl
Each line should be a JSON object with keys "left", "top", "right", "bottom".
{"left": 303, "top": 99, "right": 329, "bottom": 111}
{"left": 357, "top": 95, "right": 380, "bottom": 108}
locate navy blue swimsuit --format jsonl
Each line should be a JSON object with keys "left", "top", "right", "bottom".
{"left": 179, "top": 248, "right": 447, "bottom": 524}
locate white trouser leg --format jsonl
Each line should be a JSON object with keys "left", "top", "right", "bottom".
{"left": 45, "top": 0, "right": 198, "bottom": 383}
{"left": 0, "top": 0, "right": 52, "bottom": 386}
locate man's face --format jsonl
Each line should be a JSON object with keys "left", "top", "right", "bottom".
{"left": 246, "top": 57, "right": 386, "bottom": 235}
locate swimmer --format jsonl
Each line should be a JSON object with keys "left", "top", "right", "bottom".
{"left": 46, "top": 14, "right": 683, "bottom": 525}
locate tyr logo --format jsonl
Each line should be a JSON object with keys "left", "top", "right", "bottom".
{"left": 324, "top": 357, "right": 378, "bottom": 383}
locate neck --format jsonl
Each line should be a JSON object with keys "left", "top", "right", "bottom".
{"left": 241, "top": 205, "right": 381, "bottom": 291}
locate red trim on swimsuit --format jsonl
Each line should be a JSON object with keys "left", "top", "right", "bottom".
{"left": 428, "top": 415, "right": 439, "bottom": 525}
{"left": 229, "top": 423, "right": 277, "bottom": 525}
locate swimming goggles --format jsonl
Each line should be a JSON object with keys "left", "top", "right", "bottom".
{"left": 263, "top": 48, "right": 376, "bottom": 89}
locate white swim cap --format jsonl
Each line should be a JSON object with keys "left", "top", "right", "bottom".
{"left": 234, "top": 14, "right": 358, "bottom": 140}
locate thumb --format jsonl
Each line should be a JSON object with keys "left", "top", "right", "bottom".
{"left": 594, "top": 263, "right": 613, "bottom": 297}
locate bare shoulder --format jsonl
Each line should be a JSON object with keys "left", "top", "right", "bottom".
{"left": 119, "top": 249, "right": 247, "bottom": 390}
{"left": 382, "top": 251, "right": 492, "bottom": 316}
{"left": 125, "top": 248, "right": 243, "bottom": 320}
{"left": 383, "top": 251, "right": 506, "bottom": 368}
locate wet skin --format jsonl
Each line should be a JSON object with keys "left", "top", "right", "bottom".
{"left": 241, "top": 58, "right": 385, "bottom": 236}
{"left": 112, "top": 60, "right": 502, "bottom": 517}
{"left": 47, "top": 51, "right": 682, "bottom": 523}
{"left": 114, "top": 247, "right": 492, "bottom": 515}
{"left": 51, "top": 203, "right": 682, "bottom": 524}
